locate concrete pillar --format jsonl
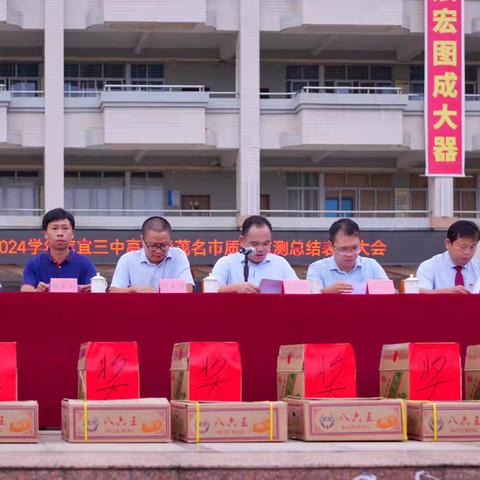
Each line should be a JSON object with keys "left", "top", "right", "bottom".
{"left": 44, "top": 0, "right": 64, "bottom": 210}
{"left": 236, "top": 0, "right": 260, "bottom": 220}
{"left": 428, "top": 177, "right": 454, "bottom": 217}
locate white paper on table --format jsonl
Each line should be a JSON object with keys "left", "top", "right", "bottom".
{"left": 258, "top": 278, "right": 283, "bottom": 294}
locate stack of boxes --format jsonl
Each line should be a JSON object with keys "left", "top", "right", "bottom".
{"left": 278, "top": 344, "right": 407, "bottom": 441}
{"left": 0, "top": 343, "right": 38, "bottom": 443}
{"left": 170, "top": 341, "right": 288, "bottom": 442}
{"left": 380, "top": 342, "right": 480, "bottom": 441}
{"left": 62, "top": 342, "right": 171, "bottom": 443}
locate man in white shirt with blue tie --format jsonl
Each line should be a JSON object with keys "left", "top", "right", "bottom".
{"left": 212, "top": 215, "right": 297, "bottom": 293}
{"left": 417, "top": 220, "right": 480, "bottom": 294}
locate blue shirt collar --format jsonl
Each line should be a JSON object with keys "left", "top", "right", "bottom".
{"left": 327, "top": 255, "right": 362, "bottom": 272}
{"left": 239, "top": 252, "right": 272, "bottom": 265}
{"left": 442, "top": 250, "right": 471, "bottom": 270}
{"left": 47, "top": 248, "right": 75, "bottom": 265}
{"left": 140, "top": 247, "right": 172, "bottom": 265}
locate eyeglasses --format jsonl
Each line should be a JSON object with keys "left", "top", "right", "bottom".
{"left": 455, "top": 244, "right": 478, "bottom": 252}
{"left": 333, "top": 245, "right": 361, "bottom": 255}
{"left": 144, "top": 242, "right": 171, "bottom": 252}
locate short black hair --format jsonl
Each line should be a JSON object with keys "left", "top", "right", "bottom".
{"left": 447, "top": 220, "right": 480, "bottom": 243}
{"left": 141, "top": 216, "right": 172, "bottom": 237}
{"left": 42, "top": 208, "right": 75, "bottom": 230}
{"left": 241, "top": 215, "right": 273, "bottom": 236}
{"left": 329, "top": 218, "right": 360, "bottom": 243}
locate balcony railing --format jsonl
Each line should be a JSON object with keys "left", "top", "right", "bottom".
{"left": 261, "top": 86, "right": 403, "bottom": 99}
{"left": 454, "top": 211, "right": 480, "bottom": 218}
{"left": 0, "top": 208, "right": 43, "bottom": 216}
{"left": 104, "top": 84, "right": 206, "bottom": 92}
{"left": 64, "top": 85, "right": 238, "bottom": 99}
{"left": 301, "top": 86, "right": 402, "bottom": 94}
{"left": 70, "top": 209, "right": 238, "bottom": 217}
{"left": 261, "top": 210, "right": 431, "bottom": 218}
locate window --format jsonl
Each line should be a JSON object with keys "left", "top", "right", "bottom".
{"left": 324, "top": 64, "right": 393, "bottom": 93}
{"left": 131, "top": 63, "right": 165, "bottom": 89}
{"left": 0, "top": 63, "right": 40, "bottom": 95}
{"left": 130, "top": 172, "right": 164, "bottom": 212}
{"left": 410, "top": 65, "right": 478, "bottom": 96}
{"left": 286, "top": 173, "right": 320, "bottom": 211}
{"left": 17, "top": 64, "right": 39, "bottom": 78}
{"left": 466, "top": 67, "right": 478, "bottom": 96}
{"left": 454, "top": 176, "right": 477, "bottom": 217}
{"left": 0, "top": 171, "right": 40, "bottom": 214}
{"left": 286, "top": 65, "right": 319, "bottom": 92}
{"left": 325, "top": 173, "right": 393, "bottom": 217}
{"left": 65, "top": 63, "right": 165, "bottom": 94}
{"left": 65, "top": 172, "right": 165, "bottom": 215}
{"left": 409, "top": 65, "right": 424, "bottom": 95}
{"left": 65, "top": 172, "right": 124, "bottom": 215}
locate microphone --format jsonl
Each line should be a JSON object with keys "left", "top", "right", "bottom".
{"left": 239, "top": 247, "right": 257, "bottom": 257}
{"left": 239, "top": 247, "right": 256, "bottom": 282}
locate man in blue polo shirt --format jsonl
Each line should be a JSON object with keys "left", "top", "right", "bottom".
{"left": 110, "top": 216, "right": 194, "bottom": 293}
{"left": 307, "top": 218, "right": 388, "bottom": 293}
{"left": 212, "top": 215, "right": 297, "bottom": 293}
{"left": 21, "top": 208, "right": 96, "bottom": 292}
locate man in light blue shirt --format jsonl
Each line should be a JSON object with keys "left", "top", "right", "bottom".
{"left": 307, "top": 218, "right": 388, "bottom": 293}
{"left": 212, "top": 215, "right": 297, "bottom": 293}
{"left": 110, "top": 216, "right": 194, "bottom": 293}
{"left": 417, "top": 220, "right": 480, "bottom": 293}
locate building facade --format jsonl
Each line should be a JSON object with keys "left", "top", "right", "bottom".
{"left": 0, "top": 0, "right": 479, "bottom": 240}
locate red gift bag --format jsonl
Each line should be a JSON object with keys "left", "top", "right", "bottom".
{"left": 277, "top": 343, "right": 356, "bottom": 399}
{"left": 171, "top": 342, "right": 242, "bottom": 401}
{"left": 78, "top": 342, "right": 140, "bottom": 400}
{"left": 380, "top": 342, "right": 461, "bottom": 401}
{"left": 0, "top": 343, "right": 17, "bottom": 401}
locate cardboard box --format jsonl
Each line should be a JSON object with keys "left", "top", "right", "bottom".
{"left": 465, "top": 345, "right": 480, "bottom": 400}
{"left": 277, "top": 344, "right": 356, "bottom": 400}
{"left": 379, "top": 342, "right": 461, "bottom": 401}
{"left": 171, "top": 400, "right": 287, "bottom": 442}
{"left": 0, "top": 401, "right": 38, "bottom": 443}
{"left": 78, "top": 342, "right": 140, "bottom": 401}
{"left": 61, "top": 398, "right": 171, "bottom": 443}
{"left": 286, "top": 397, "right": 406, "bottom": 441}
{"left": 171, "top": 342, "right": 242, "bottom": 401}
{"left": 407, "top": 401, "right": 480, "bottom": 441}
{"left": 0, "top": 343, "right": 17, "bottom": 401}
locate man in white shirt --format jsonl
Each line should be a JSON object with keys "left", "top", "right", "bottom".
{"left": 417, "top": 220, "right": 480, "bottom": 294}
{"left": 307, "top": 218, "right": 388, "bottom": 293}
{"left": 212, "top": 215, "right": 297, "bottom": 293}
{"left": 110, "top": 216, "right": 194, "bottom": 293}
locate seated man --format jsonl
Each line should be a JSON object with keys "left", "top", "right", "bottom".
{"left": 417, "top": 220, "right": 480, "bottom": 294}
{"left": 21, "top": 208, "right": 96, "bottom": 292}
{"left": 110, "top": 216, "right": 194, "bottom": 293}
{"left": 307, "top": 218, "right": 388, "bottom": 293}
{"left": 212, "top": 215, "right": 297, "bottom": 293}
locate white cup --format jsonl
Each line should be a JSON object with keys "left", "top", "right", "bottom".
{"left": 91, "top": 272, "right": 108, "bottom": 293}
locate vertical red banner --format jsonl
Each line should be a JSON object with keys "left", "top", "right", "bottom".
{"left": 425, "top": 0, "right": 464, "bottom": 176}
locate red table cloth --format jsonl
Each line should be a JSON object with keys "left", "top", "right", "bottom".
{"left": 0, "top": 292, "right": 474, "bottom": 428}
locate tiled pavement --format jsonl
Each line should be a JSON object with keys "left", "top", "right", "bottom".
{"left": 0, "top": 432, "right": 480, "bottom": 479}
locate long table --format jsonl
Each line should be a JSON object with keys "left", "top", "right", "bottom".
{"left": 1, "top": 292, "right": 476, "bottom": 428}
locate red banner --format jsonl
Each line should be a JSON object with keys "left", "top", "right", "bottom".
{"left": 425, "top": 0, "right": 464, "bottom": 176}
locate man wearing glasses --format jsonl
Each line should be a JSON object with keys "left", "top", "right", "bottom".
{"left": 307, "top": 218, "right": 388, "bottom": 293}
{"left": 212, "top": 215, "right": 298, "bottom": 293}
{"left": 110, "top": 216, "right": 194, "bottom": 293}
